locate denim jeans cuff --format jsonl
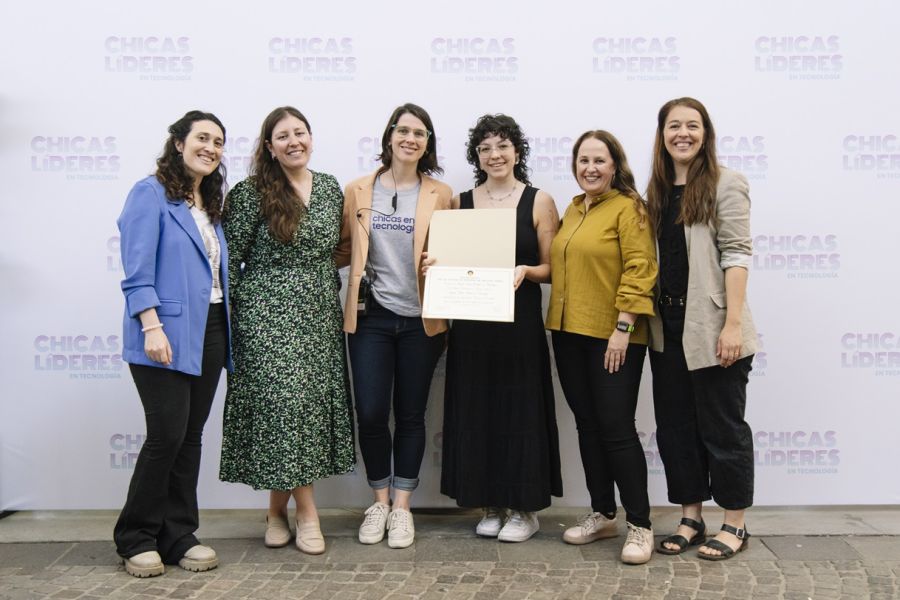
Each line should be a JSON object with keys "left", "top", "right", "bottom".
{"left": 368, "top": 475, "right": 392, "bottom": 490}
{"left": 392, "top": 476, "right": 419, "bottom": 491}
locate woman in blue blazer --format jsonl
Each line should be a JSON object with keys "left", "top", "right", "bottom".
{"left": 114, "top": 110, "right": 233, "bottom": 578}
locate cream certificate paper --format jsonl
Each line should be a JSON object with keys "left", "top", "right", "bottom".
{"left": 422, "top": 209, "right": 516, "bottom": 322}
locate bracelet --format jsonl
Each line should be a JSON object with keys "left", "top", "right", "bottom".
{"left": 141, "top": 323, "right": 164, "bottom": 332}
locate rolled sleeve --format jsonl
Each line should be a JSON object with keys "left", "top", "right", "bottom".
{"left": 117, "top": 181, "right": 162, "bottom": 317}
{"left": 716, "top": 172, "right": 752, "bottom": 270}
{"left": 615, "top": 208, "right": 658, "bottom": 316}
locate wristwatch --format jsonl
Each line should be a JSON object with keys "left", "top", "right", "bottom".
{"left": 616, "top": 321, "right": 635, "bottom": 333}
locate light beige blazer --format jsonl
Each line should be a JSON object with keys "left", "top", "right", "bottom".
{"left": 649, "top": 168, "right": 758, "bottom": 370}
{"left": 335, "top": 172, "right": 452, "bottom": 336}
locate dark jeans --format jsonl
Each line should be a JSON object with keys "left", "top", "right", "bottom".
{"left": 552, "top": 331, "right": 651, "bottom": 529}
{"left": 347, "top": 300, "right": 446, "bottom": 491}
{"left": 649, "top": 304, "right": 754, "bottom": 510}
{"left": 114, "top": 303, "right": 227, "bottom": 562}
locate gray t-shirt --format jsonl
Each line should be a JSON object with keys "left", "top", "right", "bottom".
{"left": 367, "top": 178, "right": 421, "bottom": 316}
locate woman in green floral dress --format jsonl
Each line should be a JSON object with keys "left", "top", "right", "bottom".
{"left": 219, "top": 106, "right": 354, "bottom": 555}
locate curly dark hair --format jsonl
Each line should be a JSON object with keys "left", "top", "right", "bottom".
{"left": 376, "top": 103, "right": 442, "bottom": 177}
{"left": 155, "top": 110, "right": 227, "bottom": 223}
{"left": 250, "top": 106, "right": 313, "bottom": 244}
{"left": 465, "top": 114, "right": 531, "bottom": 186}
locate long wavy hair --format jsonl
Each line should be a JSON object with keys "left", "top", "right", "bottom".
{"left": 376, "top": 103, "right": 442, "bottom": 177}
{"left": 647, "top": 97, "right": 720, "bottom": 234}
{"left": 250, "top": 106, "right": 312, "bottom": 244}
{"left": 571, "top": 130, "right": 647, "bottom": 228}
{"left": 155, "top": 110, "right": 226, "bottom": 223}
{"left": 465, "top": 114, "right": 531, "bottom": 186}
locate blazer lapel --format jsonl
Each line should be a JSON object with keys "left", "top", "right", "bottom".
{"left": 168, "top": 201, "right": 208, "bottom": 261}
{"left": 413, "top": 177, "right": 438, "bottom": 271}
{"left": 354, "top": 178, "right": 375, "bottom": 267}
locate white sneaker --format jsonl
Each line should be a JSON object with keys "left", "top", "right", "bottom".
{"left": 498, "top": 510, "right": 539, "bottom": 543}
{"left": 123, "top": 550, "right": 164, "bottom": 578}
{"left": 178, "top": 544, "right": 219, "bottom": 572}
{"left": 621, "top": 522, "right": 654, "bottom": 565}
{"left": 562, "top": 512, "right": 619, "bottom": 545}
{"left": 475, "top": 507, "right": 506, "bottom": 537}
{"left": 358, "top": 501, "right": 391, "bottom": 544}
{"left": 387, "top": 508, "right": 415, "bottom": 549}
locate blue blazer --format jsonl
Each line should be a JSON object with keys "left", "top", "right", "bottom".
{"left": 118, "top": 175, "right": 233, "bottom": 375}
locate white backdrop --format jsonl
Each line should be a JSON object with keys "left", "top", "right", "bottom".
{"left": 2, "top": 1, "right": 899, "bottom": 510}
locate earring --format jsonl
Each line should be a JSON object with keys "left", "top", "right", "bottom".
{"left": 270, "top": 153, "right": 276, "bottom": 160}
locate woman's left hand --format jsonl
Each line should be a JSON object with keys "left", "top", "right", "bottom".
{"left": 420, "top": 251, "right": 436, "bottom": 276}
{"left": 716, "top": 322, "right": 743, "bottom": 367}
{"left": 604, "top": 330, "right": 630, "bottom": 373}
{"left": 513, "top": 265, "right": 528, "bottom": 289}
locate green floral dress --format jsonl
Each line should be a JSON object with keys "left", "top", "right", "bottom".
{"left": 219, "top": 172, "right": 355, "bottom": 490}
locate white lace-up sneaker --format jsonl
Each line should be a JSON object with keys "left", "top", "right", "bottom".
{"left": 358, "top": 501, "right": 390, "bottom": 544}
{"left": 621, "top": 522, "right": 654, "bottom": 565}
{"left": 387, "top": 507, "right": 415, "bottom": 549}
{"left": 562, "top": 511, "right": 619, "bottom": 545}
{"left": 475, "top": 507, "right": 507, "bottom": 537}
{"left": 498, "top": 510, "right": 539, "bottom": 542}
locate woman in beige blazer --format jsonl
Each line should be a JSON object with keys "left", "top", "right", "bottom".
{"left": 335, "top": 103, "right": 452, "bottom": 550}
{"left": 646, "top": 97, "right": 758, "bottom": 561}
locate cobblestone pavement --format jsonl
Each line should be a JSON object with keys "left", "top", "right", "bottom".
{"left": 2, "top": 533, "right": 899, "bottom": 599}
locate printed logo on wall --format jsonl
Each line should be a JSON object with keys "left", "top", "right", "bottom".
{"left": 430, "top": 37, "right": 518, "bottom": 82}
{"left": 751, "top": 332, "right": 767, "bottom": 376}
{"left": 752, "top": 234, "right": 840, "bottom": 280}
{"left": 591, "top": 37, "right": 679, "bottom": 81}
{"left": 355, "top": 135, "right": 447, "bottom": 174}
{"left": 430, "top": 431, "right": 443, "bottom": 468}
{"left": 718, "top": 135, "right": 767, "bottom": 180}
{"left": 753, "top": 36, "right": 842, "bottom": 80}
{"left": 842, "top": 135, "right": 900, "bottom": 179}
{"left": 104, "top": 36, "right": 193, "bottom": 81}
{"left": 30, "top": 136, "right": 120, "bottom": 181}
{"left": 33, "top": 335, "right": 123, "bottom": 379}
{"left": 638, "top": 430, "right": 665, "bottom": 477}
{"left": 754, "top": 430, "right": 840, "bottom": 475}
{"left": 268, "top": 37, "right": 356, "bottom": 81}
{"left": 107, "top": 235, "right": 122, "bottom": 273}
{"left": 841, "top": 332, "right": 900, "bottom": 376}
{"left": 109, "top": 433, "right": 145, "bottom": 469}
{"left": 526, "top": 136, "right": 575, "bottom": 182}
{"left": 222, "top": 135, "right": 256, "bottom": 184}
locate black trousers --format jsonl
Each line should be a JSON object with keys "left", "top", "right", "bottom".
{"left": 649, "top": 304, "right": 754, "bottom": 510}
{"left": 114, "top": 303, "right": 227, "bottom": 562}
{"left": 552, "top": 331, "right": 651, "bottom": 528}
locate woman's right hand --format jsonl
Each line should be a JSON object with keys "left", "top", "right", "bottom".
{"left": 144, "top": 328, "right": 173, "bottom": 365}
{"left": 420, "top": 251, "right": 437, "bottom": 276}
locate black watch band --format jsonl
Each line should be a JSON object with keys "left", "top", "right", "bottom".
{"left": 616, "top": 321, "right": 635, "bottom": 333}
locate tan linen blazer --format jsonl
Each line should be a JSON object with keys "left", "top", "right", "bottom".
{"left": 649, "top": 168, "right": 758, "bottom": 370}
{"left": 335, "top": 172, "right": 452, "bottom": 336}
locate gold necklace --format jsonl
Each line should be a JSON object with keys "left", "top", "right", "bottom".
{"left": 485, "top": 182, "right": 518, "bottom": 203}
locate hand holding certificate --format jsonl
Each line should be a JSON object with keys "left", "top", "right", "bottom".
{"left": 422, "top": 208, "right": 516, "bottom": 322}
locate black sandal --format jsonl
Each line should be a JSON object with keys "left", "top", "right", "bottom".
{"left": 697, "top": 523, "right": 750, "bottom": 561}
{"left": 656, "top": 517, "right": 706, "bottom": 555}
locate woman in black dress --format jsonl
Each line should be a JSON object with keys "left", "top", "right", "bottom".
{"left": 439, "top": 114, "right": 562, "bottom": 543}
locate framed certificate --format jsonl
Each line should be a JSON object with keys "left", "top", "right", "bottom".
{"left": 422, "top": 209, "right": 516, "bottom": 322}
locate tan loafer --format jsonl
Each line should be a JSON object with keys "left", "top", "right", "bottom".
{"left": 265, "top": 514, "right": 292, "bottom": 548}
{"left": 295, "top": 521, "right": 325, "bottom": 555}
{"left": 123, "top": 550, "right": 164, "bottom": 578}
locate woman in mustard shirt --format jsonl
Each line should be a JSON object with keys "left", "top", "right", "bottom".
{"left": 546, "top": 130, "right": 658, "bottom": 565}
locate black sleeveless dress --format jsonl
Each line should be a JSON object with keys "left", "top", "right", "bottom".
{"left": 440, "top": 186, "right": 563, "bottom": 511}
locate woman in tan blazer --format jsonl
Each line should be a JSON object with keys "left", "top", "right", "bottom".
{"left": 647, "top": 97, "right": 758, "bottom": 561}
{"left": 335, "top": 103, "right": 452, "bottom": 549}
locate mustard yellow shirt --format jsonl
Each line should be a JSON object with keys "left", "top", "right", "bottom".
{"left": 546, "top": 189, "right": 658, "bottom": 343}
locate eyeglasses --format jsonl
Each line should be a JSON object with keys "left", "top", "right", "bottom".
{"left": 475, "top": 141, "right": 514, "bottom": 156}
{"left": 392, "top": 125, "right": 431, "bottom": 140}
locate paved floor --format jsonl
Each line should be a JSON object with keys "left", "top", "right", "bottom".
{"left": 1, "top": 507, "right": 898, "bottom": 599}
